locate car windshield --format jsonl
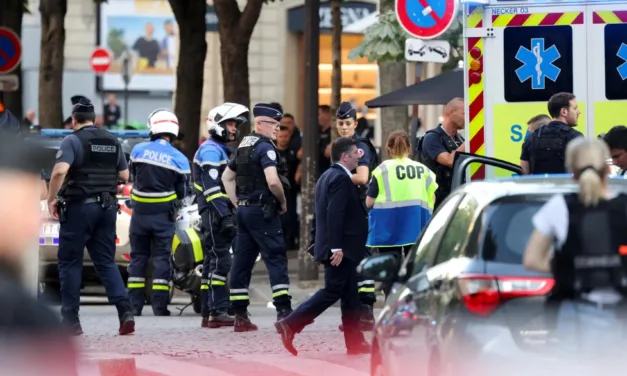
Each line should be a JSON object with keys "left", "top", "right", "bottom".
{"left": 481, "top": 196, "right": 550, "bottom": 264}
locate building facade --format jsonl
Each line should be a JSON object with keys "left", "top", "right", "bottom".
{"left": 21, "top": 0, "right": 442, "bottom": 139}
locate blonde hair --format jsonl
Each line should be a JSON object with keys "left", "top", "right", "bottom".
{"left": 386, "top": 131, "right": 411, "bottom": 159}
{"left": 565, "top": 138, "right": 610, "bottom": 207}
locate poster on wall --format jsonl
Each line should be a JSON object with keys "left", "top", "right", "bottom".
{"left": 98, "top": 0, "right": 218, "bottom": 92}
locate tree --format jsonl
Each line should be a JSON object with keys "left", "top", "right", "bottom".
{"left": 441, "top": 19, "right": 463, "bottom": 72}
{"left": 38, "top": 0, "right": 68, "bottom": 127}
{"left": 330, "top": 0, "right": 342, "bottom": 120}
{"left": 348, "top": 1, "right": 408, "bottom": 160}
{"left": 169, "top": 0, "right": 207, "bottom": 160}
{"left": 213, "top": 0, "right": 270, "bottom": 138}
{"left": 0, "top": 0, "right": 28, "bottom": 117}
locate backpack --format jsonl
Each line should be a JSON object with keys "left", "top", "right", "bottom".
{"left": 413, "top": 129, "right": 438, "bottom": 164}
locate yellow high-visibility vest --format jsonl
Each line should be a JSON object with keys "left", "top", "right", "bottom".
{"left": 366, "top": 157, "right": 438, "bottom": 247}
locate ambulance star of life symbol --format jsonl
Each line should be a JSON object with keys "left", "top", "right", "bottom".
{"left": 618, "top": 43, "right": 627, "bottom": 80}
{"left": 515, "top": 38, "right": 561, "bottom": 90}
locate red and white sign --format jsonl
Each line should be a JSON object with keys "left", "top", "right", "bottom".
{"left": 395, "top": 0, "right": 457, "bottom": 40}
{"left": 90, "top": 47, "right": 112, "bottom": 74}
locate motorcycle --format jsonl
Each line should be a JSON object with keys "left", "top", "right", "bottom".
{"left": 170, "top": 196, "right": 260, "bottom": 314}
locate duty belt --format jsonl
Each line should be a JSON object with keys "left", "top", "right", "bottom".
{"left": 237, "top": 199, "right": 263, "bottom": 207}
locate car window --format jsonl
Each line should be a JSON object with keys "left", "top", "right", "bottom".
{"left": 409, "top": 193, "right": 463, "bottom": 276}
{"left": 434, "top": 195, "right": 479, "bottom": 265}
{"left": 481, "top": 197, "right": 547, "bottom": 264}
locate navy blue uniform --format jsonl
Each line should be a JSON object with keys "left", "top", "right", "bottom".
{"left": 351, "top": 134, "right": 377, "bottom": 307}
{"left": 128, "top": 138, "right": 190, "bottom": 314}
{"left": 520, "top": 121, "right": 583, "bottom": 174}
{"left": 55, "top": 126, "right": 132, "bottom": 324}
{"left": 193, "top": 137, "right": 235, "bottom": 317}
{"left": 228, "top": 133, "right": 292, "bottom": 316}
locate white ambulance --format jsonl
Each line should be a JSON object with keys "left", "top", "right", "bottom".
{"left": 457, "top": 0, "right": 627, "bottom": 180}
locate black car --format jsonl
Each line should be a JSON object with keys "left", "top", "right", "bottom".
{"left": 361, "top": 153, "right": 627, "bottom": 376}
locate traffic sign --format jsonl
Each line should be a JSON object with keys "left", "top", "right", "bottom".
{"left": 405, "top": 39, "right": 451, "bottom": 63}
{"left": 0, "top": 74, "right": 19, "bottom": 92}
{"left": 395, "top": 0, "right": 457, "bottom": 40}
{"left": 0, "top": 27, "right": 22, "bottom": 74}
{"left": 90, "top": 47, "right": 112, "bottom": 74}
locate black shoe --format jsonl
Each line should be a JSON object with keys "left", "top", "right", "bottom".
{"left": 360, "top": 304, "right": 375, "bottom": 331}
{"left": 274, "top": 320, "right": 298, "bottom": 356}
{"left": 201, "top": 317, "right": 209, "bottom": 328}
{"left": 119, "top": 311, "right": 135, "bottom": 335}
{"left": 347, "top": 340, "right": 371, "bottom": 355}
{"left": 234, "top": 312, "right": 258, "bottom": 332}
{"left": 208, "top": 311, "right": 235, "bottom": 328}
{"left": 276, "top": 308, "right": 293, "bottom": 322}
{"left": 153, "top": 309, "right": 171, "bottom": 316}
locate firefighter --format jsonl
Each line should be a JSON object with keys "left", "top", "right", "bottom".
{"left": 127, "top": 109, "right": 190, "bottom": 316}
{"left": 193, "top": 102, "right": 249, "bottom": 328}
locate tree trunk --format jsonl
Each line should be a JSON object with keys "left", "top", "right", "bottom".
{"left": 169, "top": 0, "right": 207, "bottom": 160}
{"left": 0, "top": 0, "right": 24, "bottom": 118}
{"left": 39, "top": 0, "right": 67, "bottom": 128}
{"left": 330, "top": 0, "right": 342, "bottom": 141}
{"left": 378, "top": 0, "right": 408, "bottom": 158}
{"left": 214, "top": 0, "right": 264, "bottom": 139}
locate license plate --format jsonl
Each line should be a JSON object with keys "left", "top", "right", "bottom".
{"left": 41, "top": 223, "right": 60, "bottom": 237}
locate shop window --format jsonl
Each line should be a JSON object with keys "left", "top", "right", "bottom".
{"left": 604, "top": 24, "right": 627, "bottom": 100}
{"left": 318, "top": 35, "right": 378, "bottom": 120}
{"left": 503, "top": 25, "right": 573, "bottom": 103}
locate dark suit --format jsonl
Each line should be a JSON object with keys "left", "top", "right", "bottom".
{"left": 283, "top": 163, "right": 368, "bottom": 348}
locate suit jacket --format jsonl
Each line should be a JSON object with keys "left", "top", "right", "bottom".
{"left": 311, "top": 164, "right": 368, "bottom": 263}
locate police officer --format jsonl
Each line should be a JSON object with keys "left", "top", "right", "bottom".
{"left": 335, "top": 101, "right": 379, "bottom": 330}
{"left": 222, "top": 103, "right": 292, "bottom": 332}
{"left": 46, "top": 98, "right": 135, "bottom": 335}
{"left": 520, "top": 92, "right": 583, "bottom": 175}
{"left": 193, "top": 102, "right": 249, "bottom": 328}
{"left": 127, "top": 109, "right": 190, "bottom": 316}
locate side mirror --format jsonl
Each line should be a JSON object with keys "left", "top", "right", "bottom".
{"left": 357, "top": 253, "right": 401, "bottom": 282}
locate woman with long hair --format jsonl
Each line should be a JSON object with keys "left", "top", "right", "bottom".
{"left": 365, "top": 131, "right": 438, "bottom": 297}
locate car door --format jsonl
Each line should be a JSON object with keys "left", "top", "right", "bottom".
{"left": 380, "top": 193, "right": 464, "bottom": 376}
{"left": 451, "top": 152, "right": 524, "bottom": 190}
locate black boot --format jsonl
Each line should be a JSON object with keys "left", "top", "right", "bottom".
{"left": 61, "top": 318, "right": 83, "bottom": 336}
{"left": 208, "top": 310, "right": 235, "bottom": 328}
{"left": 276, "top": 308, "right": 293, "bottom": 322}
{"left": 234, "top": 312, "right": 258, "bottom": 332}
{"left": 119, "top": 311, "right": 135, "bottom": 335}
{"left": 360, "top": 304, "right": 375, "bottom": 331}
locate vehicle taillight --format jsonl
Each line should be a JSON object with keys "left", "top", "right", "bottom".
{"left": 457, "top": 275, "right": 555, "bottom": 317}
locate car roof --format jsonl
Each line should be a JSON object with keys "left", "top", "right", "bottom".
{"left": 457, "top": 175, "right": 627, "bottom": 206}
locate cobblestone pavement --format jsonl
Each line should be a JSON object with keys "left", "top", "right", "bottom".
{"left": 77, "top": 297, "right": 373, "bottom": 376}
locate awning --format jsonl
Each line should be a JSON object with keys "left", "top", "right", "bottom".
{"left": 344, "top": 11, "right": 379, "bottom": 33}
{"left": 365, "top": 68, "right": 463, "bottom": 108}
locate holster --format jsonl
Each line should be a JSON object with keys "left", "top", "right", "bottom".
{"left": 57, "top": 197, "right": 67, "bottom": 224}
{"left": 261, "top": 195, "right": 279, "bottom": 219}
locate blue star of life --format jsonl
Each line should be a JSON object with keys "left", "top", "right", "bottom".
{"left": 515, "top": 38, "right": 561, "bottom": 90}
{"left": 618, "top": 43, "right": 627, "bottom": 80}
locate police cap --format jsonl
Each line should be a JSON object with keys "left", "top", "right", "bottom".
{"left": 72, "top": 98, "right": 95, "bottom": 115}
{"left": 70, "top": 95, "right": 87, "bottom": 105}
{"left": 253, "top": 103, "right": 283, "bottom": 121}
{"left": 336, "top": 101, "right": 356, "bottom": 120}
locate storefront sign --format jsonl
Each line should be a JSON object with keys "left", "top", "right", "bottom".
{"left": 98, "top": 0, "right": 218, "bottom": 92}
{"left": 287, "top": 1, "right": 377, "bottom": 33}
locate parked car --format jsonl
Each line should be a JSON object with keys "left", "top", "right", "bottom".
{"left": 361, "top": 153, "right": 627, "bottom": 376}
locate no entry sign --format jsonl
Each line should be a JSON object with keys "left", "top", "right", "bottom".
{"left": 395, "top": 0, "right": 457, "bottom": 40}
{"left": 0, "top": 27, "right": 22, "bottom": 74}
{"left": 90, "top": 47, "right": 112, "bottom": 74}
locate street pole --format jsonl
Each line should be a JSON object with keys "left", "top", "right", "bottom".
{"left": 121, "top": 53, "right": 130, "bottom": 127}
{"left": 298, "top": 0, "right": 321, "bottom": 281}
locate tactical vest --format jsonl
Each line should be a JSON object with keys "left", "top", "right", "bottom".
{"left": 235, "top": 133, "right": 275, "bottom": 196}
{"left": 551, "top": 193, "right": 627, "bottom": 300}
{"left": 62, "top": 128, "right": 120, "bottom": 199}
{"left": 419, "top": 127, "right": 462, "bottom": 205}
{"left": 530, "top": 123, "right": 574, "bottom": 174}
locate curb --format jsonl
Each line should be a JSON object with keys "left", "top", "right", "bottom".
{"left": 79, "top": 353, "right": 137, "bottom": 376}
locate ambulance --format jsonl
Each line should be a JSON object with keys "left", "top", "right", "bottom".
{"left": 459, "top": 0, "right": 627, "bottom": 179}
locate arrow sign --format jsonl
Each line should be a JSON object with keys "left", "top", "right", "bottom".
{"left": 396, "top": 0, "right": 458, "bottom": 40}
{"left": 0, "top": 27, "right": 22, "bottom": 74}
{"left": 90, "top": 47, "right": 112, "bottom": 74}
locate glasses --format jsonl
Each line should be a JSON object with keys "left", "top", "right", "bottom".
{"left": 259, "top": 120, "right": 281, "bottom": 128}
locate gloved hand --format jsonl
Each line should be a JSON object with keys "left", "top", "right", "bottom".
{"left": 219, "top": 215, "right": 237, "bottom": 238}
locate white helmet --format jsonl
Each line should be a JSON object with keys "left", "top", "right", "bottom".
{"left": 147, "top": 109, "right": 179, "bottom": 138}
{"left": 206, "top": 102, "right": 249, "bottom": 141}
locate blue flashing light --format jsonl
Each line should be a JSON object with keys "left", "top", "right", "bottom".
{"left": 39, "top": 129, "right": 150, "bottom": 139}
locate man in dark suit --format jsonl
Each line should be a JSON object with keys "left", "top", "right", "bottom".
{"left": 274, "top": 137, "right": 370, "bottom": 356}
